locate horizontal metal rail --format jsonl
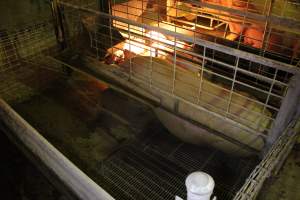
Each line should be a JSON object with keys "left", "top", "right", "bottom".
{"left": 42, "top": 56, "right": 159, "bottom": 108}
{"left": 59, "top": 1, "right": 300, "bottom": 75}
{"left": 30, "top": 55, "right": 261, "bottom": 153}
{"left": 187, "top": 0, "right": 300, "bottom": 32}
{"left": 109, "top": 20, "right": 288, "bottom": 88}
{"left": 0, "top": 98, "right": 115, "bottom": 200}
{"left": 81, "top": 55, "right": 268, "bottom": 140}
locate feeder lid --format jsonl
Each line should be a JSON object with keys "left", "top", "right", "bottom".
{"left": 185, "top": 171, "right": 215, "bottom": 195}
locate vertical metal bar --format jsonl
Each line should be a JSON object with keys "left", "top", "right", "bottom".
{"left": 197, "top": 47, "right": 206, "bottom": 104}
{"left": 109, "top": 9, "right": 113, "bottom": 60}
{"left": 265, "top": 73, "right": 300, "bottom": 152}
{"left": 259, "top": 68, "right": 278, "bottom": 130}
{"left": 226, "top": 57, "right": 239, "bottom": 116}
{"left": 150, "top": 52, "right": 153, "bottom": 89}
{"left": 126, "top": 0, "right": 129, "bottom": 19}
{"left": 149, "top": 29, "right": 153, "bottom": 89}
{"left": 223, "top": 23, "right": 229, "bottom": 38}
{"left": 171, "top": 4, "right": 178, "bottom": 94}
{"left": 97, "top": 0, "right": 117, "bottom": 57}
{"left": 237, "top": 1, "right": 250, "bottom": 49}
{"left": 172, "top": 37, "right": 177, "bottom": 94}
{"left": 128, "top": 24, "right": 132, "bottom": 80}
{"left": 50, "top": 0, "right": 67, "bottom": 49}
{"left": 280, "top": 0, "right": 288, "bottom": 17}
{"left": 260, "top": 0, "right": 274, "bottom": 56}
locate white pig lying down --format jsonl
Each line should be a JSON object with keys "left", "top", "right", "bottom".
{"left": 120, "top": 56, "right": 272, "bottom": 155}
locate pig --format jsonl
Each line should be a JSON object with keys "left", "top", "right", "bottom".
{"left": 243, "top": 26, "right": 264, "bottom": 49}
{"left": 199, "top": 0, "right": 287, "bottom": 53}
{"left": 199, "top": 0, "right": 249, "bottom": 41}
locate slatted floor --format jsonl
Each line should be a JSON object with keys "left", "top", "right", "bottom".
{"left": 5, "top": 64, "right": 259, "bottom": 200}
{"left": 98, "top": 128, "right": 258, "bottom": 200}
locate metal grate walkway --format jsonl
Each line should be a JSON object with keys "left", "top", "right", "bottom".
{"left": 99, "top": 129, "right": 258, "bottom": 200}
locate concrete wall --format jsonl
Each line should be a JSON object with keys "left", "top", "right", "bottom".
{"left": 0, "top": 0, "right": 50, "bottom": 28}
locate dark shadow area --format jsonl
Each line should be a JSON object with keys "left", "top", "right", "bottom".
{"left": 0, "top": 130, "right": 66, "bottom": 200}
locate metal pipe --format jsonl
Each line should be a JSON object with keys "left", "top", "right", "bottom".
{"left": 265, "top": 73, "right": 300, "bottom": 151}
{"left": 186, "top": 0, "right": 300, "bottom": 33}
{"left": 59, "top": 1, "right": 300, "bottom": 75}
{"left": 233, "top": 118, "right": 299, "bottom": 200}
{"left": 0, "top": 98, "right": 115, "bottom": 200}
{"left": 50, "top": 0, "right": 67, "bottom": 49}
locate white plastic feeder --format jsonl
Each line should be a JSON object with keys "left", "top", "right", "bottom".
{"left": 185, "top": 172, "right": 215, "bottom": 200}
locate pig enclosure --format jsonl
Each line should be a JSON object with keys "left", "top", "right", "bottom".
{"left": 0, "top": 0, "right": 300, "bottom": 200}
{"left": 60, "top": 0, "right": 300, "bottom": 154}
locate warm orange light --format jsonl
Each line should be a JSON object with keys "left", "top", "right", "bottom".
{"left": 114, "top": 31, "right": 188, "bottom": 59}
{"left": 146, "top": 31, "right": 186, "bottom": 49}
{"left": 121, "top": 38, "right": 163, "bottom": 57}
{"left": 123, "top": 38, "right": 147, "bottom": 55}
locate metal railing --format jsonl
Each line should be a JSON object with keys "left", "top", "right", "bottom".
{"left": 60, "top": 0, "right": 299, "bottom": 148}
{"left": 0, "top": 1, "right": 299, "bottom": 199}
{"left": 84, "top": 0, "right": 300, "bottom": 66}
{"left": 233, "top": 118, "right": 299, "bottom": 200}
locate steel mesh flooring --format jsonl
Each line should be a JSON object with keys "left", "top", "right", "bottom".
{"left": 97, "top": 127, "right": 258, "bottom": 200}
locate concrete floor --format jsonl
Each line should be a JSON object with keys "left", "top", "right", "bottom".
{"left": 258, "top": 138, "right": 300, "bottom": 200}
{"left": 0, "top": 0, "right": 50, "bottom": 27}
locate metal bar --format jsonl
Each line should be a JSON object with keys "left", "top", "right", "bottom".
{"left": 0, "top": 98, "right": 115, "bottom": 200}
{"left": 44, "top": 56, "right": 158, "bottom": 109}
{"left": 233, "top": 119, "right": 299, "bottom": 200}
{"left": 50, "top": 0, "right": 67, "bottom": 48}
{"left": 83, "top": 55, "right": 268, "bottom": 138}
{"left": 260, "top": 0, "right": 274, "bottom": 57}
{"left": 171, "top": 18, "right": 226, "bottom": 31}
{"left": 172, "top": 37, "right": 177, "bottom": 94}
{"left": 58, "top": 1, "right": 300, "bottom": 75}
{"left": 197, "top": 46, "right": 206, "bottom": 104}
{"left": 186, "top": 0, "right": 300, "bottom": 32}
{"left": 265, "top": 73, "right": 300, "bottom": 151}
{"left": 226, "top": 57, "right": 239, "bottom": 116}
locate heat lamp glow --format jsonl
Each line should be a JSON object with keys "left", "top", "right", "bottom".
{"left": 111, "top": 31, "right": 188, "bottom": 62}
{"left": 146, "top": 31, "right": 186, "bottom": 49}
{"left": 124, "top": 38, "right": 148, "bottom": 55}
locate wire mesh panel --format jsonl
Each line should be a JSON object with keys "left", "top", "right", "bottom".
{"left": 0, "top": 1, "right": 298, "bottom": 200}
{"left": 99, "top": 127, "right": 258, "bottom": 200}
{"left": 105, "top": 0, "right": 300, "bottom": 66}
{"left": 233, "top": 118, "right": 299, "bottom": 200}
{"left": 0, "top": 19, "right": 62, "bottom": 103}
{"left": 57, "top": 0, "right": 300, "bottom": 154}
{"left": 59, "top": 0, "right": 300, "bottom": 64}
{"left": 0, "top": 20, "right": 59, "bottom": 70}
